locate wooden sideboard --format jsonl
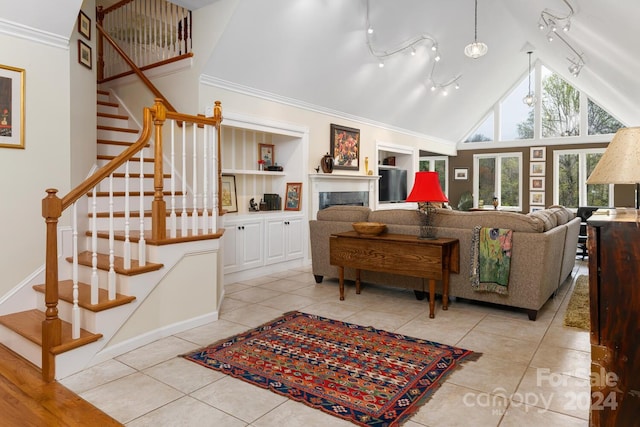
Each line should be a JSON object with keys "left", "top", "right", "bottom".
{"left": 587, "top": 215, "right": 640, "bottom": 426}
{"left": 329, "top": 231, "right": 459, "bottom": 318}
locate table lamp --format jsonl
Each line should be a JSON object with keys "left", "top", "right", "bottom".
{"left": 406, "top": 171, "right": 448, "bottom": 239}
{"left": 586, "top": 127, "right": 640, "bottom": 209}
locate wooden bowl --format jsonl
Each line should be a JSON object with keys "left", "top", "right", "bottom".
{"left": 352, "top": 222, "right": 386, "bottom": 236}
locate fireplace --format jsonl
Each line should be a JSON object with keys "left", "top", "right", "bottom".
{"left": 309, "top": 174, "right": 379, "bottom": 219}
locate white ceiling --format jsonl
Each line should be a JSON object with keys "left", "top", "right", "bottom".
{"left": 9, "top": 0, "right": 640, "bottom": 144}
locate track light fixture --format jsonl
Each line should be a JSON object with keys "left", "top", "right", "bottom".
{"left": 538, "top": 0, "right": 585, "bottom": 78}
{"left": 464, "top": 0, "right": 488, "bottom": 59}
{"left": 365, "top": 0, "right": 461, "bottom": 95}
{"left": 522, "top": 51, "right": 537, "bottom": 107}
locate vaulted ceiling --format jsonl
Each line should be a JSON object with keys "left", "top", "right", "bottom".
{"left": 11, "top": 0, "right": 640, "bottom": 144}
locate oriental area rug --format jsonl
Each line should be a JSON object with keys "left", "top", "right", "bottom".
{"left": 182, "top": 311, "right": 478, "bottom": 426}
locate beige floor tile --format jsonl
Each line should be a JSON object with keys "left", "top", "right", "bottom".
{"left": 219, "top": 304, "right": 285, "bottom": 328}
{"left": 446, "top": 353, "right": 529, "bottom": 395}
{"left": 252, "top": 399, "right": 353, "bottom": 427}
{"left": 227, "top": 287, "right": 284, "bottom": 304}
{"left": 530, "top": 343, "right": 591, "bottom": 380}
{"left": 258, "top": 278, "right": 314, "bottom": 293}
{"left": 412, "top": 382, "right": 503, "bottom": 427}
{"left": 236, "top": 275, "right": 280, "bottom": 287}
{"left": 289, "top": 281, "right": 341, "bottom": 300}
{"left": 224, "top": 282, "right": 252, "bottom": 295}
{"left": 59, "top": 359, "right": 136, "bottom": 394}
{"left": 219, "top": 296, "right": 252, "bottom": 313}
{"left": 300, "top": 300, "right": 363, "bottom": 320}
{"left": 395, "top": 319, "right": 473, "bottom": 347}
{"left": 541, "top": 325, "right": 590, "bottom": 352}
{"left": 500, "top": 402, "right": 588, "bottom": 426}
{"left": 191, "top": 375, "right": 287, "bottom": 423}
{"left": 143, "top": 357, "right": 225, "bottom": 394}
{"left": 79, "top": 372, "right": 183, "bottom": 424}
{"left": 175, "top": 318, "right": 250, "bottom": 346}
{"left": 257, "top": 293, "right": 318, "bottom": 311}
{"left": 514, "top": 367, "right": 590, "bottom": 420}
{"left": 457, "top": 330, "right": 539, "bottom": 364}
{"left": 115, "top": 336, "right": 200, "bottom": 371}
{"left": 344, "top": 308, "right": 418, "bottom": 331}
{"left": 127, "top": 396, "right": 247, "bottom": 427}
{"left": 473, "top": 315, "right": 550, "bottom": 343}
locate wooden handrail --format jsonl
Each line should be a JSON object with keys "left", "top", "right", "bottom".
{"left": 102, "top": 0, "right": 135, "bottom": 14}
{"left": 95, "top": 21, "right": 177, "bottom": 113}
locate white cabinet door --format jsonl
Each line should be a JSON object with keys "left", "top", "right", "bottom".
{"left": 222, "top": 219, "right": 264, "bottom": 273}
{"left": 285, "top": 217, "right": 304, "bottom": 260}
{"left": 240, "top": 220, "right": 264, "bottom": 269}
{"left": 222, "top": 224, "right": 240, "bottom": 272}
{"left": 265, "top": 216, "right": 303, "bottom": 265}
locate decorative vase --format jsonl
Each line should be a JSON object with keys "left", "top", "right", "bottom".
{"left": 321, "top": 152, "right": 334, "bottom": 173}
{"left": 364, "top": 157, "right": 369, "bottom": 174}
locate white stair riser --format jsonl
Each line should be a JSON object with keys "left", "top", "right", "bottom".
{"left": 97, "top": 143, "right": 135, "bottom": 157}
{"left": 35, "top": 294, "right": 98, "bottom": 332}
{"left": 74, "top": 267, "right": 136, "bottom": 295}
{"left": 97, "top": 103, "right": 118, "bottom": 115}
{"left": 90, "top": 216, "right": 153, "bottom": 231}
{"left": 97, "top": 92, "right": 111, "bottom": 103}
{"left": 97, "top": 116, "right": 130, "bottom": 129}
{"left": 88, "top": 195, "right": 153, "bottom": 212}
{"left": 83, "top": 236, "right": 142, "bottom": 259}
{"left": 97, "top": 129, "right": 139, "bottom": 142}
{"left": 96, "top": 177, "right": 173, "bottom": 193}
{"left": 0, "top": 325, "right": 42, "bottom": 368}
{"left": 97, "top": 159, "right": 157, "bottom": 174}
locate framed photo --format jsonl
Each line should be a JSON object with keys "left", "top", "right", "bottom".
{"left": 0, "top": 64, "right": 25, "bottom": 149}
{"left": 530, "top": 191, "right": 545, "bottom": 206}
{"left": 530, "top": 162, "right": 545, "bottom": 176}
{"left": 258, "top": 143, "right": 275, "bottom": 167}
{"left": 454, "top": 168, "right": 468, "bottom": 180}
{"left": 78, "top": 10, "right": 91, "bottom": 40}
{"left": 221, "top": 175, "right": 238, "bottom": 213}
{"left": 530, "top": 176, "right": 545, "bottom": 190}
{"left": 530, "top": 146, "right": 546, "bottom": 161}
{"left": 530, "top": 206, "right": 543, "bottom": 213}
{"left": 285, "top": 182, "right": 302, "bottom": 211}
{"left": 78, "top": 40, "right": 92, "bottom": 69}
{"left": 330, "top": 123, "right": 360, "bottom": 170}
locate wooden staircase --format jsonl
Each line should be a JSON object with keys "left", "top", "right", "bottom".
{"left": 0, "top": 90, "right": 172, "bottom": 379}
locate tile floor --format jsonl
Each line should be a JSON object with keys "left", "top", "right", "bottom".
{"left": 61, "top": 260, "right": 591, "bottom": 426}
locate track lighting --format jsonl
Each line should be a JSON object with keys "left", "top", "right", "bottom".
{"left": 367, "top": 26, "right": 373, "bottom": 34}
{"left": 538, "top": 0, "right": 574, "bottom": 34}
{"left": 547, "top": 32, "right": 554, "bottom": 42}
{"left": 378, "top": 60, "right": 384, "bottom": 68}
{"left": 434, "top": 54, "right": 440, "bottom": 62}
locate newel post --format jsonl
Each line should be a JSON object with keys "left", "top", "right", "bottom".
{"left": 96, "top": 6, "right": 105, "bottom": 81}
{"left": 152, "top": 98, "right": 167, "bottom": 241}
{"left": 213, "top": 101, "right": 224, "bottom": 217}
{"left": 42, "top": 188, "right": 62, "bottom": 382}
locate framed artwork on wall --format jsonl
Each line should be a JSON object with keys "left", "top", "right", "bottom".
{"left": 530, "top": 162, "right": 545, "bottom": 176}
{"left": 454, "top": 168, "right": 468, "bottom": 180}
{"left": 530, "top": 191, "right": 545, "bottom": 206}
{"left": 285, "top": 182, "right": 302, "bottom": 211}
{"left": 258, "top": 143, "right": 275, "bottom": 167}
{"left": 530, "top": 146, "right": 546, "bottom": 161}
{"left": 0, "top": 64, "right": 25, "bottom": 149}
{"left": 330, "top": 123, "right": 359, "bottom": 170}
{"left": 530, "top": 176, "right": 545, "bottom": 190}
{"left": 78, "top": 40, "right": 92, "bottom": 69}
{"left": 221, "top": 175, "right": 238, "bottom": 213}
{"left": 78, "top": 10, "right": 91, "bottom": 40}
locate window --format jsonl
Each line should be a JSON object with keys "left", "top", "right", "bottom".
{"left": 588, "top": 99, "right": 624, "bottom": 135}
{"left": 500, "top": 70, "right": 534, "bottom": 141}
{"left": 553, "top": 149, "right": 612, "bottom": 208}
{"left": 419, "top": 156, "right": 448, "bottom": 195}
{"left": 465, "top": 112, "right": 493, "bottom": 142}
{"left": 473, "top": 153, "right": 522, "bottom": 209}
{"left": 541, "top": 68, "right": 580, "bottom": 138}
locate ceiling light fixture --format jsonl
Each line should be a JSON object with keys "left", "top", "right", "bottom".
{"left": 538, "top": 0, "right": 574, "bottom": 34}
{"left": 523, "top": 51, "right": 537, "bottom": 107}
{"left": 464, "top": 0, "right": 488, "bottom": 59}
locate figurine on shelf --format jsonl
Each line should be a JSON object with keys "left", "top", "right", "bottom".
{"left": 249, "top": 198, "right": 259, "bottom": 211}
{"left": 492, "top": 196, "right": 499, "bottom": 210}
{"left": 258, "top": 159, "right": 265, "bottom": 171}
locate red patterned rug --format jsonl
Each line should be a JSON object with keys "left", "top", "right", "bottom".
{"left": 182, "top": 311, "right": 477, "bottom": 426}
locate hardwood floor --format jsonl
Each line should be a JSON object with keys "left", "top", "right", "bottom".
{"left": 0, "top": 344, "right": 122, "bottom": 426}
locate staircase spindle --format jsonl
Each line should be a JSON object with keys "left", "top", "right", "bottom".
{"left": 91, "top": 187, "right": 99, "bottom": 305}
{"left": 138, "top": 147, "right": 146, "bottom": 266}
{"left": 210, "top": 124, "right": 217, "bottom": 233}
{"left": 123, "top": 160, "right": 131, "bottom": 269}
{"left": 181, "top": 121, "right": 188, "bottom": 236}
{"left": 191, "top": 122, "right": 198, "bottom": 235}
{"left": 72, "top": 202, "right": 80, "bottom": 339}
{"left": 108, "top": 174, "right": 116, "bottom": 300}
{"left": 202, "top": 124, "right": 209, "bottom": 234}
{"left": 170, "top": 120, "right": 177, "bottom": 237}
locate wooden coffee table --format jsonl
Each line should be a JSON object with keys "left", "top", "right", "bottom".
{"left": 329, "top": 231, "right": 459, "bottom": 318}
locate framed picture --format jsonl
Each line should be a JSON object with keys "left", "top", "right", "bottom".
{"left": 285, "top": 182, "right": 302, "bottom": 211}
{"left": 78, "top": 10, "right": 91, "bottom": 40}
{"left": 530, "top": 206, "right": 543, "bottom": 213}
{"left": 258, "top": 143, "right": 275, "bottom": 167}
{"left": 530, "top": 191, "right": 545, "bottom": 206}
{"left": 454, "top": 168, "right": 468, "bottom": 180}
{"left": 530, "top": 162, "right": 545, "bottom": 176}
{"left": 530, "top": 146, "right": 546, "bottom": 161}
{"left": 221, "top": 175, "right": 238, "bottom": 213}
{"left": 530, "top": 176, "right": 545, "bottom": 190}
{"left": 0, "top": 64, "right": 25, "bottom": 149}
{"left": 78, "top": 40, "right": 92, "bottom": 69}
{"left": 330, "top": 123, "right": 360, "bottom": 170}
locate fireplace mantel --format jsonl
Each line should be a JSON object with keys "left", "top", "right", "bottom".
{"left": 309, "top": 173, "right": 379, "bottom": 219}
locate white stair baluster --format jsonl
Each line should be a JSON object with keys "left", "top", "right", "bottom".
{"left": 210, "top": 124, "right": 217, "bottom": 233}
{"left": 170, "top": 119, "right": 177, "bottom": 237}
{"left": 202, "top": 124, "right": 209, "bottom": 234}
{"left": 123, "top": 160, "right": 131, "bottom": 269}
{"left": 91, "top": 187, "right": 99, "bottom": 305}
{"left": 138, "top": 146, "right": 146, "bottom": 266}
{"left": 108, "top": 173, "right": 116, "bottom": 300}
{"left": 72, "top": 202, "right": 80, "bottom": 339}
{"left": 192, "top": 123, "right": 198, "bottom": 234}
{"left": 181, "top": 121, "right": 188, "bottom": 235}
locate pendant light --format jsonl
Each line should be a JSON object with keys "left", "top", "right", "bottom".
{"left": 464, "top": 0, "right": 488, "bottom": 59}
{"left": 523, "top": 51, "right": 537, "bottom": 107}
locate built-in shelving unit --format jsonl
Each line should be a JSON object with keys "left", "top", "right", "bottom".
{"left": 375, "top": 141, "right": 417, "bottom": 210}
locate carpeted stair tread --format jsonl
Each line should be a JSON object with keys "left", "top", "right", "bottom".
{"left": 32, "top": 281, "right": 135, "bottom": 312}
{"left": 0, "top": 309, "right": 102, "bottom": 355}
{"left": 66, "top": 251, "right": 163, "bottom": 276}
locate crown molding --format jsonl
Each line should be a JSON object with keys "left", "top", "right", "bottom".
{"left": 199, "top": 74, "right": 456, "bottom": 151}
{"left": 0, "top": 18, "right": 69, "bottom": 49}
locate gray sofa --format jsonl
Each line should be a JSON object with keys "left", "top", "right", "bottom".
{"left": 309, "top": 205, "right": 580, "bottom": 320}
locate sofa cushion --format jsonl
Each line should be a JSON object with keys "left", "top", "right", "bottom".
{"left": 528, "top": 210, "right": 557, "bottom": 231}
{"left": 368, "top": 209, "right": 422, "bottom": 226}
{"left": 316, "top": 206, "right": 371, "bottom": 222}
{"left": 434, "top": 208, "right": 545, "bottom": 233}
{"left": 548, "top": 205, "right": 575, "bottom": 225}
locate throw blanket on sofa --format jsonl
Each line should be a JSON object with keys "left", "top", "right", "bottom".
{"left": 470, "top": 226, "right": 513, "bottom": 295}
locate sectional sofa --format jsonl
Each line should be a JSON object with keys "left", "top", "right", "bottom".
{"left": 309, "top": 205, "right": 580, "bottom": 320}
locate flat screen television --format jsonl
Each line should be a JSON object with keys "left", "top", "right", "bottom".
{"left": 379, "top": 168, "right": 407, "bottom": 202}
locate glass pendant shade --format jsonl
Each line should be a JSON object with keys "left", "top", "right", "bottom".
{"left": 522, "top": 51, "right": 536, "bottom": 106}
{"left": 464, "top": 0, "right": 487, "bottom": 59}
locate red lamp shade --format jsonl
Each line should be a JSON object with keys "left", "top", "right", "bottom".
{"left": 405, "top": 172, "right": 448, "bottom": 203}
